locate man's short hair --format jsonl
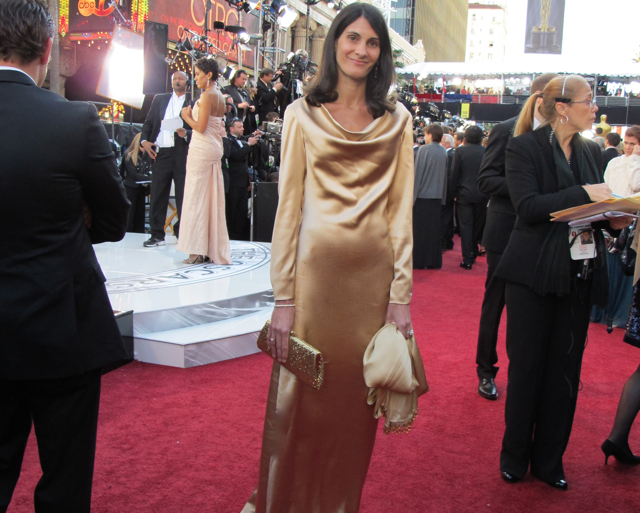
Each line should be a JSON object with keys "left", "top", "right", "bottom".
{"left": 441, "top": 125, "right": 452, "bottom": 135}
{"left": 0, "top": 0, "right": 54, "bottom": 64}
{"left": 260, "top": 67, "right": 275, "bottom": 79}
{"left": 530, "top": 73, "right": 559, "bottom": 94}
{"left": 441, "top": 134, "right": 454, "bottom": 148}
{"left": 454, "top": 132, "right": 465, "bottom": 143}
{"left": 426, "top": 124, "right": 444, "bottom": 143}
{"left": 231, "top": 119, "right": 243, "bottom": 127}
{"left": 233, "top": 69, "right": 248, "bottom": 82}
{"left": 265, "top": 112, "right": 280, "bottom": 122}
{"left": 606, "top": 132, "right": 621, "bottom": 147}
{"left": 464, "top": 125, "right": 484, "bottom": 145}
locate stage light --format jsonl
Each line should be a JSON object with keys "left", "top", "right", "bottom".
{"left": 97, "top": 26, "right": 145, "bottom": 109}
{"left": 277, "top": 6, "right": 299, "bottom": 29}
{"left": 248, "top": 0, "right": 259, "bottom": 8}
{"left": 327, "top": 1, "right": 334, "bottom": 8}
{"left": 238, "top": 32, "right": 251, "bottom": 44}
{"left": 270, "top": 0, "right": 286, "bottom": 15}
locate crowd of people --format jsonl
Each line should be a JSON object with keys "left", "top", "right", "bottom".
{"left": 2, "top": 1, "right": 640, "bottom": 512}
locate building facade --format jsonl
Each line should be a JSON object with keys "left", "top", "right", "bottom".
{"left": 465, "top": 3, "right": 507, "bottom": 63}
{"left": 413, "top": 0, "right": 468, "bottom": 62}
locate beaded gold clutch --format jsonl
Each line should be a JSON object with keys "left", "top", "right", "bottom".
{"left": 257, "top": 320, "right": 324, "bottom": 390}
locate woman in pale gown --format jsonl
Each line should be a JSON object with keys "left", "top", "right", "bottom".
{"left": 243, "top": 4, "right": 415, "bottom": 512}
{"left": 177, "top": 57, "right": 232, "bottom": 265}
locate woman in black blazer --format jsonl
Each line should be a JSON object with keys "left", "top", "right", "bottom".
{"left": 497, "top": 75, "right": 631, "bottom": 489}
{"left": 120, "top": 133, "right": 151, "bottom": 233}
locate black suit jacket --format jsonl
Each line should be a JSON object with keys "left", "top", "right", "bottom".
{"left": 445, "top": 147, "right": 456, "bottom": 202}
{"left": 225, "top": 135, "right": 253, "bottom": 187}
{"left": 221, "top": 84, "right": 253, "bottom": 122}
{"left": 140, "top": 93, "right": 191, "bottom": 150}
{"left": 450, "top": 144, "right": 487, "bottom": 204}
{"left": 0, "top": 70, "right": 130, "bottom": 380}
{"left": 602, "top": 147, "right": 620, "bottom": 173}
{"left": 477, "top": 117, "right": 517, "bottom": 253}
{"left": 497, "top": 128, "right": 604, "bottom": 288}
{"left": 256, "top": 79, "right": 278, "bottom": 124}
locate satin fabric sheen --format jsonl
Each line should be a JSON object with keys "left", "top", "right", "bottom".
{"left": 243, "top": 99, "right": 414, "bottom": 513}
{"left": 176, "top": 95, "right": 232, "bottom": 264}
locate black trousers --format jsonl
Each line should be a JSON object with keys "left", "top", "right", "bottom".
{"left": 226, "top": 185, "right": 249, "bottom": 241}
{"left": 125, "top": 185, "right": 147, "bottom": 234}
{"left": 149, "top": 147, "right": 186, "bottom": 240}
{"left": 441, "top": 199, "right": 454, "bottom": 249}
{"left": 413, "top": 198, "right": 442, "bottom": 269}
{"left": 501, "top": 280, "right": 590, "bottom": 482}
{"left": 457, "top": 201, "right": 487, "bottom": 265}
{"left": 0, "top": 369, "right": 101, "bottom": 513}
{"left": 475, "top": 250, "right": 506, "bottom": 380}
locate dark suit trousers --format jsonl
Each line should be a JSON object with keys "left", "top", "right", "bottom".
{"left": 441, "top": 199, "right": 454, "bottom": 249}
{"left": 149, "top": 147, "right": 186, "bottom": 240}
{"left": 413, "top": 198, "right": 442, "bottom": 269}
{"left": 475, "top": 250, "right": 505, "bottom": 380}
{"left": 0, "top": 369, "right": 101, "bottom": 513}
{"left": 457, "top": 202, "right": 487, "bottom": 265}
{"left": 125, "top": 185, "right": 147, "bottom": 234}
{"left": 226, "top": 185, "right": 249, "bottom": 241}
{"left": 501, "top": 280, "right": 590, "bottom": 482}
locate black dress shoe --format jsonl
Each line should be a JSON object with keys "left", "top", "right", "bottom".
{"left": 460, "top": 262, "right": 472, "bottom": 270}
{"left": 501, "top": 471, "right": 520, "bottom": 484}
{"left": 549, "top": 479, "right": 568, "bottom": 490}
{"left": 601, "top": 439, "right": 640, "bottom": 465}
{"left": 478, "top": 378, "right": 498, "bottom": 400}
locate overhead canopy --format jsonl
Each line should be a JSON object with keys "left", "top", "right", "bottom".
{"left": 402, "top": 61, "right": 640, "bottom": 79}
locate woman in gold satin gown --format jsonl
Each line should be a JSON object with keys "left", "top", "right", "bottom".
{"left": 243, "top": 5, "right": 414, "bottom": 512}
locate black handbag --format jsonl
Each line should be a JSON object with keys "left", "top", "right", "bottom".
{"left": 615, "top": 220, "right": 637, "bottom": 277}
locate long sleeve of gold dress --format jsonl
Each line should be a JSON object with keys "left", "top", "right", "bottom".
{"left": 242, "top": 98, "right": 414, "bottom": 513}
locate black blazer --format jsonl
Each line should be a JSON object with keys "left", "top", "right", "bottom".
{"left": 256, "top": 79, "right": 278, "bottom": 124}
{"left": 602, "top": 147, "right": 620, "bottom": 174}
{"left": 477, "top": 117, "right": 517, "bottom": 253}
{"left": 497, "top": 128, "right": 603, "bottom": 288}
{"left": 445, "top": 147, "right": 456, "bottom": 202}
{"left": 450, "top": 144, "right": 487, "bottom": 204}
{"left": 225, "top": 135, "right": 253, "bottom": 187}
{"left": 140, "top": 93, "right": 191, "bottom": 150}
{"left": 221, "top": 84, "right": 253, "bottom": 122}
{"left": 0, "top": 70, "right": 130, "bottom": 380}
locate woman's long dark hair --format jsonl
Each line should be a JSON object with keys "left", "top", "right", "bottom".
{"left": 305, "top": 3, "right": 396, "bottom": 118}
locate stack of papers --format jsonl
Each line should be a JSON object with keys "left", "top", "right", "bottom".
{"left": 551, "top": 194, "right": 640, "bottom": 225}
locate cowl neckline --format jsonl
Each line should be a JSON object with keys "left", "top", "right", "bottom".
{"left": 319, "top": 104, "right": 389, "bottom": 135}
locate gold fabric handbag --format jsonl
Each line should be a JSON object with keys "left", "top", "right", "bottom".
{"left": 257, "top": 320, "right": 324, "bottom": 390}
{"left": 363, "top": 323, "right": 429, "bottom": 434}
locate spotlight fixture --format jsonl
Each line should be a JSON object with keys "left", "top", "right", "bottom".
{"left": 327, "top": 1, "right": 334, "bottom": 7}
{"left": 277, "top": 5, "right": 299, "bottom": 29}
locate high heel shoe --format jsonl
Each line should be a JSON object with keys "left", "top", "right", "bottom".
{"left": 601, "top": 439, "right": 640, "bottom": 465}
{"left": 183, "top": 255, "right": 204, "bottom": 265}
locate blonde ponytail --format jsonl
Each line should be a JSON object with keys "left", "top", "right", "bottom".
{"left": 514, "top": 93, "right": 541, "bottom": 137}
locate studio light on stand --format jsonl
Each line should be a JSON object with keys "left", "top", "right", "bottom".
{"left": 277, "top": 6, "right": 299, "bottom": 29}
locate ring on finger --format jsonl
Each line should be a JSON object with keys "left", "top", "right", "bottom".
{"left": 407, "top": 329, "right": 414, "bottom": 338}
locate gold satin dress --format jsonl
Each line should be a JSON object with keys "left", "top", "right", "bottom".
{"left": 243, "top": 98, "right": 414, "bottom": 513}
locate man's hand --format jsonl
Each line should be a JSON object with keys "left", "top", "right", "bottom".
{"left": 175, "top": 128, "right": 187, "bottom": 138}
{"left": 238, "top": 102, "right": 250, "bottom": 109}
{"left": 248, "top": 136, "right": 259, "bottom": 146}
{"left": 141, "top": 141, "right": 157, "bottom": 159}
{"left": 274, "top": 83, "right": 283, "bottom": 91}
{"left": 610, "top": 216, "right": 634, "bottom": 230}
{"left": 249, "top": 105, "right": 255, "bottom": 112}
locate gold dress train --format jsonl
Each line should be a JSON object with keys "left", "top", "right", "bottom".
{"left": 243, "top": 99, "right": 414, "bottom": 513}
{"left": 177, "top": 97, "right": 232, "bottom": 264}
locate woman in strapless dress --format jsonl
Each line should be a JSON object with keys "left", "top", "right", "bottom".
{"left": 178, "top": 56, "right": 232, "bottom": 265}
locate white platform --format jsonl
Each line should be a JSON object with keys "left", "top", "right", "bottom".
{"left": 94, "top": 233, "right": 273, "bottom": 368}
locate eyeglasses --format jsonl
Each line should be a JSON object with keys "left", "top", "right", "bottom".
{"left": 554, "top": 98, "right": 597, "bottom": 108}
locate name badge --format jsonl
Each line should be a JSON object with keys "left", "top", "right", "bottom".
{"left": 569, "top": 223, "right": 596, "bottom": 260}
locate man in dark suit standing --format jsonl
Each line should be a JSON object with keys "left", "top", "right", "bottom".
{"left": 474, "top": 73, "right": 558, "bottom": 400}
{"left": 0, "top": 1, "right": 130, "bottom": 510}
{"left": 140, "top": 71, "right": 191, "bottom": 247}
{"left": 222, "top": 69, "right": 255, "bottom": 127}
{"left": 225, "top": 119, "right": 259, "bottom": 240}
{"left": 255, "top": 67, "right": 283, "bottom": 125}
{"left": 602, "top": 132, "right": 622, "bottom": 174}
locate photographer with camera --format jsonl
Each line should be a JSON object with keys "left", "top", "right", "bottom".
{"left": 225, "top": 118, "right": 260, "bottom": 240}
{"left": 222, "top": 69, "right": 254, "bottom": 125}
{"left": 256, "top": 67, "right": 283, "bottom": 125}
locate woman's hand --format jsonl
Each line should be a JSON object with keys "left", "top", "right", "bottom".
{"left": 633, "top": 145, "right": 640, "bottom": 157}
{"left": 609, "top": 216, "right": 634, "bottom": 230}
{"left": 386, "top": 303, "right": 413, "bottom": 339}
{"left": 583, "top": 183, "right": 614, "bottom": 202}
{"left": 181, "top": 106, "right": 192, "bottom": 120}
{"left": 267, "top": 301, "right": 295, "bottom": 364}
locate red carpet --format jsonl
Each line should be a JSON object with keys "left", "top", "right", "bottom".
{"left": 7, "top": 238, "right": 640, "bottom": 512}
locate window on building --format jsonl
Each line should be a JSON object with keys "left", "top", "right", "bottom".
{"left": 492, "top": 16, "right": 496, "bottom": 22}
{"left": 472, "top": 13, "right": 476, "bottom": 21}
{"left": 488, "top": 53, "right": 493, "bottom": 60}
{"left": 489, "top": 29, "right": 494, "bottom": 35}
{"left": 470, "top": 41, "right": 475, "bottom": 47}
{"left": 489, "top": 42, "right": 494, "bottom": 47}
{"left": 471, "top": 28, "right": 475, "bottom": 35}
{"left": 469, "top": 52, "right": 474, "bottom": 59}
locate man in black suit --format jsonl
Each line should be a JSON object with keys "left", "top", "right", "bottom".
{"left": 474, "top": 73, "right": 558, "bottom": 400}
{"left": 602, "top": 132, "right": 621, "bottom": 173}
{"left": 255, "top": 67, "right": 283, "bottom": 125}
{"left": 140, "top": 71, "right": 191, "bottom": 247}
{"left": 225, "top": 119, "right": 259, "bottom": 240}
{"left": 0, "top": 1, "right": 130, "bottom": 510}
{"left": 440, "top": 133, "right": 456, "bottom": 251}
{"left": 450, "top": 125, "right": 487, "bottom": 269}
{"left": 222, "top": 69, "right": 255, "bottom": 126}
